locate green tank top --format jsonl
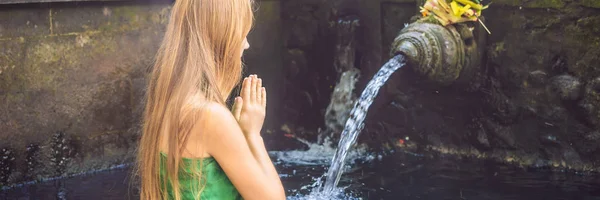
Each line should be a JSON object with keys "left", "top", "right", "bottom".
{"left": 159, "top": 153, "right": 242, "bottom": 200}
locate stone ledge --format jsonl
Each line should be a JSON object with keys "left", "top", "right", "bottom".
{"left": 0, "top": 3, "right": 169, "bottom": 39}
{"left": 381, "top": 0, "right": 417, "bottom": 3}
{"left": 51, "top": 4, "right": 170, "bottom": 35}
{"left": 489, "top": 0, "right": 566, "bottom": 8}
{"left": 384, "top": 0, "right": 568, "bottom": 9}
{"left": 0, "top": 8, "right": 50, "bottom": 38}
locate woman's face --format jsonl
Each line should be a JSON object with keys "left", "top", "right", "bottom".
{"left": 241, "top": 37, "right": 250, "bottom": 57}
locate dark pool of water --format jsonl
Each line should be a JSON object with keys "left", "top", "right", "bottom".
{"left": 2, "top": 152, "right": 600, "bottom": 200}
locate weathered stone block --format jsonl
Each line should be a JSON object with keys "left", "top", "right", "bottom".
{"left": 381, "top": 0, "right": 417, "bottom": 3}
{"left": 0, "top": 7, "right": 50, "bottom": 38}
{"left": 382, "top": 2, "right": 416, "bottom": 56}
{"left": 0, "top": 38, "right": 26, "bottom": 90}
{"left": 0, "top": 26, "right": 162, "bottom": 183}
{"left": 51, "top": 3, "right": 170, "bottom": 34}
{"left": 282, "top": 1, "right": 321, "bottom": 48}
{"left": 582, "top": 0, "right": 600, "bottom": 8}
{"left": 526, "top": 0, "right": 566, "bottom": 8}
{"left": 492, "top": 0, "right": 566, "bottom": 8}
{"left": 490, "top": 0, "right": 521, "bottom": 7}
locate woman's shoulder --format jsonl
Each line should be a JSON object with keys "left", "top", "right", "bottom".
{"left": 183, "top": 97, "right": 233, "bottom": 120}
{"left": 187, "top": 101, "right": 238, "bottom": 136}
{"left": 200, "top": 102, "right": 235, "bottom": 122}
{"left": 183, "top": 101, "right": 238, "bottom": 157}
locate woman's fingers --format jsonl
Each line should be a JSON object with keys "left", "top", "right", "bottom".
{"left": 257, "top": 78, "right": 262, "bottom": 103}
{"left": 256, "top": 77, "right": 261, "bottom": 96}
{"left": 232, "top": 96, "right": 243, "bottom": 120}
{"left": 241, "top": 77, "right": 250, "bottom": 100}
{"left": 250, "top": 75, "right": 257, "bottom": 103}
{"left": 261, "top": 87, "right": 267, "bottom": 108}
{"left": 241, "top": 74, "right": 265, "bottom": 106}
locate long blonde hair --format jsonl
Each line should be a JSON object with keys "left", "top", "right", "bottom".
{"left": 137, "top": 0, "right": 254, "bottom": 199}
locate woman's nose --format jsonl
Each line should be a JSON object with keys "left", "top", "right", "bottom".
{"left": 244, "top": 40, "right": 250, "bottom": 50}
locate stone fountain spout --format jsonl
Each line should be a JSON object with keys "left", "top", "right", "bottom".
{"left": 391, "top": 18, "right": 486, "bottom": 86}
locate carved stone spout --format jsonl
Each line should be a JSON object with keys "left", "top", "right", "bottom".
{"left": 391, "top": 19, "right": 485, "bottom": 86}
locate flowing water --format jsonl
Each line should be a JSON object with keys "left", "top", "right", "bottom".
{"left": 321, "top": 55, "right": 406, "bottom": 193}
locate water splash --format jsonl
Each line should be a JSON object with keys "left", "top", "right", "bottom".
{"left": 287, "top": 176, "right": 361, "bottom": 200}
{"left": 269, "top": 137, "right": 373, "bottom": 166}
{"left": 322, "top": 55, "right": 406, "bottom": 193}
{"left": 287, "top": 189, "right": 359, "bottom": 200}
{"left": 324, "top": 68, "right": 360, "bottom": 138}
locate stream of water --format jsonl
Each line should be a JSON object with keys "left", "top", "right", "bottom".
{"left": 321, "top": 55, "right": 406, "bottom": 193}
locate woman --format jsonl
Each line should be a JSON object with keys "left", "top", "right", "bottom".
{"left": 137, "top": 0, "right": 285, "bottom": 199}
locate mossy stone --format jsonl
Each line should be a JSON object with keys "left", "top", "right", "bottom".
{"left": 491, "top": 0, "right": 566, "bottom": 8}
{"left": 526, "top": 0, "right": 566, "bottom": 8}
{"left": 582, "top": 0, "right": 600, "bottom": 8}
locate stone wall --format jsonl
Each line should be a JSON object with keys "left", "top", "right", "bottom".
{"left": 363, "top": 0, "right": 600, "bottom": 172}
{"left": 1, "top": 0, "right": 599, "bottom": 187}
{"left": 267, "top": 0, "right": 600, "bottom": 174}
{"left": 273, "top": 0, "right": 600, "bottom": 172}
{"left": 0, "top": 1, "right": 171, "bottom": 185}
{"left": 0, "top": 0, "right": 285, "bottom": 186}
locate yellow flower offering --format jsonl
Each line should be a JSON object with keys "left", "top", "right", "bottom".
{"left": 420, "top": 0, "right": 491, "bottom": 34}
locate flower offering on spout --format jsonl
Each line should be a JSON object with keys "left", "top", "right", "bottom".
{"left": 420, "top": 0, "right": 491, "bottom": 34}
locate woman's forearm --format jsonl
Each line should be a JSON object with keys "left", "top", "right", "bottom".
{"left": 245, "top": 134, "right": 284, "bottom": 194}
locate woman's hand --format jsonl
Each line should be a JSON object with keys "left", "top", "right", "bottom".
{"left": 232, "top": 75, "right": 266, "bottom": 136}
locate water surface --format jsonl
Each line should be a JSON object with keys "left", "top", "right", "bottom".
{"left": 3, "top": 150, "right": 599, "bottom": 200}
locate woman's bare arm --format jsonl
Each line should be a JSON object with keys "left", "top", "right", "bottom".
{"left": 198, "top": 103, "right": 285, "bottom": 200}
{"left": 231, "top": 75, "right": 282, "bottom": 188}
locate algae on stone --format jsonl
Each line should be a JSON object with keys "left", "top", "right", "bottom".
{"left": 582, "top": 0, "right": 600, "bottom": 8}
{"left": 492, "top": 0, "right": 566, "bottom": 8}
{"left": 526, "top": 0, "right": 566, "bottom": 8}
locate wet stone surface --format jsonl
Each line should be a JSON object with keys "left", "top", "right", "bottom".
{"left": 0, "top": 148, "right": 16, "bottom": 185}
